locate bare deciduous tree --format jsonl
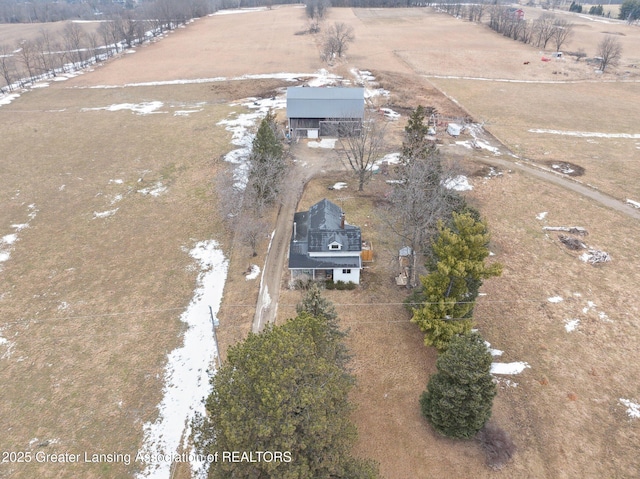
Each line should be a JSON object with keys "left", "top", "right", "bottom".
{"left": 533, "top": 13, "right": 556, "bottom": 49}
{"left": 552, "top": 19, "right": 574, "bottom": 52}
{"left": 305, "top": 0, "right": 330, "bottom": 33}
{"left": 597, "top": 35, "right": 623, "bottom": 72}
{"left": 16, "top": 39, "right": 38, "bottom": 84}
{"left": 0, "top": 44, "right": 17, "bottom": 91}
{"left": 237, "top": 215, "right": 270, "bottom": 257}
{"left": 322, "top": 22, "right": 355, "bottom": 61}
{"left": 337, "top": 114, "right": 386, "bottom": 192}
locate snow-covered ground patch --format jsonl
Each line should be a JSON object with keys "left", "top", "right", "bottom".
{"left": 528, "top": 129, "right": 640, "bottom": 139}
{"left": 564, "top": 319, "right": 580, "bottom": 332}
{"left": 331, "top": 182, "right": 348, "bottom": 190}
{"left": 619, "top": 399, "right": 640, "bottom": 419}
{"left": 378, "top": 152, "right": 401, "bottom": 165}
{"left": 484, "top": 341, "right": 504, "bottom": 357}
{"left": 0, "top": 92, "right": 21, "bottom": 107}
{"left": 1, "top": 205, "right": 37, "bottom": 268}
{"left": 136, "top": 240, "right": 228, "bottom": 479}
{"left": 174, "top": 109, "right": 203, "bottom": 117}
{"left": 82, "top": 101, "right": 165, "bottom": 115}
{"left": 536, "top": 212, "right": 548, "bottom": 220}
{"left": 308, "top": 138, "right": 337, "bottom": 149}
{"left": 627, "top": 199, "right": 640, "bottom": 209}
{"left": 380, "top": 107, "right": 400, "bottom": 120}
{"left": 491, "top": 362, "right": 530, "bottom": 375}
{"left": 211, "top": 7, "right": 267, "bottom": 15}
{"left": 579, "top": 249, "right": 611, "bottom": 264}
{"left": 245, "top": 264, "right": 260, "bottom": 280}
{"left": 547, "top": 296, "right": 563, "bottom": 303}
{"left": 138, "top": 182, "right": 167, "bottom": 197}
{"left": 351, "top": 68, "right": 390, "bottom": 99}
{"left": 443, "top": 175, "right": 472, "bottom": 191}
{"left": 93, "top": 208, "right": 118, "bottom": 219}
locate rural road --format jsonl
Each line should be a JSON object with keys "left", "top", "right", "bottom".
{"left": 252, "top": 145, "right": 336, "bottom": 332}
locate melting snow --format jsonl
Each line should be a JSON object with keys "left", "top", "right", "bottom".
{"left": 565, "top": 319, "right": 580, "bottom": 332}
{"left": 378, "top": 152, "right": 401, "bottom": 165}
{"left": 332, "top": 182, "right": 348, "bottom": 190}
{"left": 443, "top": 175, "right": 472, "bottom": 191}
{"left": 308, "top": 138, "right": 337, "bottom": 149}
{"left": 627, "top": 199, "right": 640, "bottom": 209}
{"left": 528, "top": 129, "right": 640, "bottom": 139}
{"left": 83, "top": 101, "right": 164, "bottom": 115}
{"left": 138, "top": 182, "right": 167, "bottom": 197}
{"left": 547, "top": 296, "right": 563, "bottom": 303}
{"left": 484, "top": 341, "right": 504, "bottom": 357}
{"left": 536, "top": 212, "right": 548, "bottom": 220}
{"left": 136, "top": 240, "right": 228, "bottom": 479}
{"left": 380, "top": 107, "right": 400, "bottom": 120}
{"left": 93, "top": 208, "right": 118, "bottom": 219}
{"left": 619, "top": 399, "right": 640, "bottom": 419}
{"left": 245, "top": 264, "right": 260, "bottom": 280}
{"left": 491, "top": 362, "right": 530, "bottom": 375}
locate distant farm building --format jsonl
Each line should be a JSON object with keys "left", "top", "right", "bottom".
{"left": 288, "top": 199, "right": 363, "bottom": 284}
{"left": 508, "top": 7, "right": 525, "bottom": 20}
{"left": 286, "top": 87, "right": 365, "bottom": 138}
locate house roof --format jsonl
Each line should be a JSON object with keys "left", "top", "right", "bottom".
{"left": 286, "top": 87, "right": 365, "bottom": 120}
{"left": 289, "top": 199, "right": 362, "bottom": 270}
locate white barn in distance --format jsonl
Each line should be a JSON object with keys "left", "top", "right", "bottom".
{"left": 286, "top": 87, "right": 365, "bottom": 138}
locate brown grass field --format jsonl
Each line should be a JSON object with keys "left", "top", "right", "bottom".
{"left": 1, "top": 5, "right": 639, "bottom": 479}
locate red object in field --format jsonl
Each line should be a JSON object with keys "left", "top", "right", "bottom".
{"left": 541, "top": 57, "right": 551, "bottom": 62}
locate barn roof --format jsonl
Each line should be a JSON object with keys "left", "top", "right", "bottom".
{"left": 286, "top": 87, "right": 365, "bottom": 119}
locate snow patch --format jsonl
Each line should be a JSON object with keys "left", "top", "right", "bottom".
{"left": 380, "top": 107, "right": 400, "bottom": 120}
{"left": 536, "top": 212, "right": 548, "bottom": 220}
{"left": 93, "top": 208, "right": 118, "bottom": 219}
{"left": 619, "top": 399, "right": 640, "bottom": 419}
{"left": 138, "top": 182, "right": 167, "bottom": 197}
{"left": 547, "top": 296, "right": 563, "bottom": 303}
{"left": 378, "top": 152, "right": 401, "bottom": 165}
{"left": 211, "top": 7, "right": 267, "bottom": 15}
{"left": 564, "top": 319, "right": 580, "bottom": 332}
{"left": 484, "top": 341, "right": 504, "bottom": 357}
{"left": 331, "top": 182, "right": 348, "bottom": 190}
{"left": 136, "top": 240, "right": 228, "bottom": 479}
{"left": 245, "top": 265, "right": 260, "bottom": 280}
{"left": 308, "top": 138, "right": 337, "bottom": 149}
{"left": 528, "top": 129, "right": 640, "bottom": 139}
{"left": 626, "top": 199, "right": 640, "bottom": 209}
{"left": 491, "top": 362, "right": 530, "bottom": 375}
{"left": 443, "top": 175, "right": 472, "bottom": 191}
{"left": 83, "top": 101, "right": 164, "bottom": 115}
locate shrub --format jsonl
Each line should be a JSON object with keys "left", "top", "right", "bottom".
{"left": 335, "top": 280, "right": 346, "bottom": 290}
{"left": 325, "top": 279, "right": 336, "bottom": 290}
{"left": 476, "top": 422, "right": 517, "bottom": 470}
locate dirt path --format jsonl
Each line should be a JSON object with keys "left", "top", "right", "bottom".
{"left": 480, "top": 155, "right": 640, "bottom": 221}
{"left": 252, "top": 144, "right": 338, "bottom": 332}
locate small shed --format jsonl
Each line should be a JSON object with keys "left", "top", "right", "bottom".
{"left": 287, "top": 87, "right": 365, "bottom": 138}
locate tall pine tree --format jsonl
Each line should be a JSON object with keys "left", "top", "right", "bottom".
{"left": 411, "top": 212, "right": 502, "bottom": 351}
{"left": 193, "top": 312, "right": 379, "bottom": 479}
{"left": 420, "top": 332, "right": 496, "bottom": 439}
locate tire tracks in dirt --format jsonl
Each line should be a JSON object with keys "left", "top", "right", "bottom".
{"left": 252, "top": 145, "right": 337, "bottom": 332}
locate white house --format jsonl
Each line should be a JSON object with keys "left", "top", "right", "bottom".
{"left": 288, "top": 199, "right": 362, "bottom": 284}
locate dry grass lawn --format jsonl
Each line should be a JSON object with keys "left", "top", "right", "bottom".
{"left": 1, "top": 5, "right": 639, "bottom": 479}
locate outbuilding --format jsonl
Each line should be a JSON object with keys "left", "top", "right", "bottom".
{"left": 286, "top": 87, "right": 365, "bottom": 138}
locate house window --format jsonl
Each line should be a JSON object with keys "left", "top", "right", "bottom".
{"left": 342, "top": 269, "right": 351, "bottom": 274}
{"left": 329, "top": 242, "right": 342, "bottom": 250}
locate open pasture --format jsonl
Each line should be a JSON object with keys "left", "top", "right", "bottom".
{"left": 1, "top": 5, "right": 639, "bottom": 479}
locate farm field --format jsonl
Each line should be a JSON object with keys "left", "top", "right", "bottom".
{"left": 1, "top": 5, "right": 639, "bottom": 479}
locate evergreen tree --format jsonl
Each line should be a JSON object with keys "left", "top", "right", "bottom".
{"left": 401, "top": 105, "right": 437, "bottom": 163}
{"left": 620, "top": 0, "right": 640, "bottom": 21}
{"left": 193, "top": 312, "right": 379, "bottom": 479}
{"left": 248, "top": 111, "right": 286, "bottom": 211}
{"left": 296, "top": 283, "right": 350, "bottom": 368}
{"left": 411, "top": 212, "right": 502, "bottom": 351}
{"left": 420, "top": 332, "right": 496, "bottom": 439}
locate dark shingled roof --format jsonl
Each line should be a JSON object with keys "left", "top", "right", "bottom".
{"left": 289, "top": 199, "right": 362, "bottom": 270}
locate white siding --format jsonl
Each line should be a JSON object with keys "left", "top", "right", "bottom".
{"left": 333, "top": 268, "right": 360, "bottom": 284}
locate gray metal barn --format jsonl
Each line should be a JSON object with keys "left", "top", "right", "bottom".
{"left": 286, "top": 87, "right": 365, "bottom": 138}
